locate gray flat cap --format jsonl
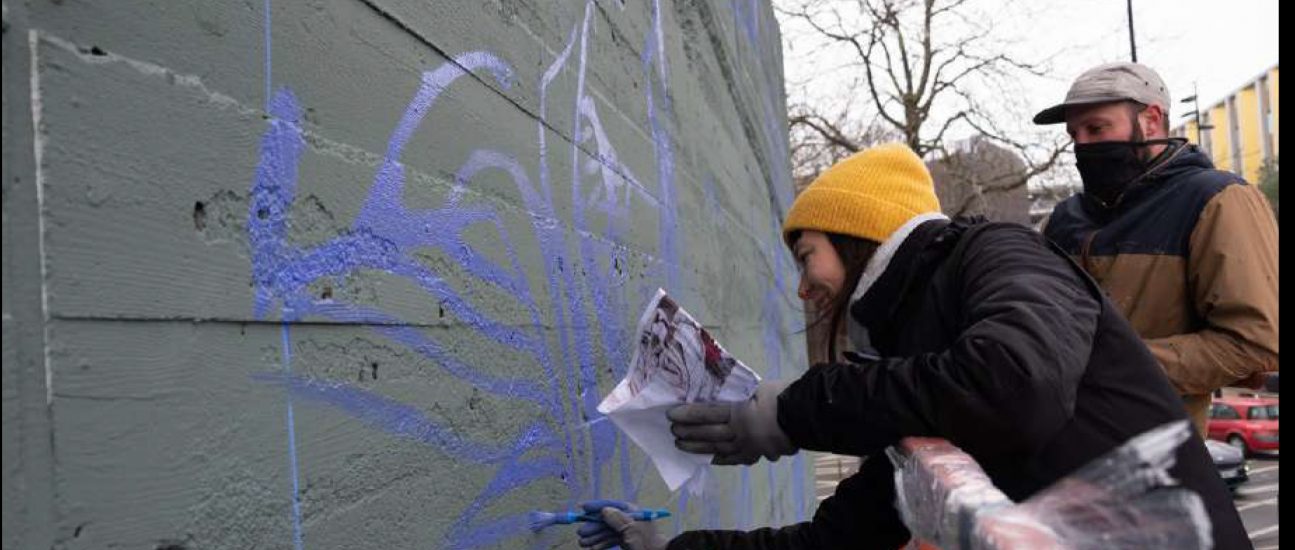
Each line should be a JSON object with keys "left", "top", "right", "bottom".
{"left": 1033, "top": 62, "right": 1170, "bottom": 125}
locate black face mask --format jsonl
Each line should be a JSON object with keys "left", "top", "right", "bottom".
{"left": 1074, "top": 121, "right": 1179, "bottom": 207}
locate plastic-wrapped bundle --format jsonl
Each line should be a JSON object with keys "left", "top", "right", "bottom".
{"left": 889, "top": 421, "right": 1211, "bottom": 550}
{"left": 888, "top": 439, "right": 1015, "bottom": 549}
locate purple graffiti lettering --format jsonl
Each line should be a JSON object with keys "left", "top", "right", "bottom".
{"left": 250, "top": 0, "right": 801, "bottom": 545}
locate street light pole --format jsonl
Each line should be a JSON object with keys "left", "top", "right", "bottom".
{"left": 1193, "top": 83, "right": 1203, "bottom": 146}
{"left": 1181, "top": 82, "right": 1215, "bottom": 154}
{"left": 1127, "top": 0, "right": 1138, "bottom": 62}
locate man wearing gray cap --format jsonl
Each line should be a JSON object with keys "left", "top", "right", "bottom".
{"left": 1034, "top": 62, "right": 1279, "bottom": 439}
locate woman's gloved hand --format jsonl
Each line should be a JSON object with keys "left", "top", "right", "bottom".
{"left": 667, "top": 380, "right": 795, "bottom": 465}
{"left": 576, "top": 500, "right": 669, "bottom": 550}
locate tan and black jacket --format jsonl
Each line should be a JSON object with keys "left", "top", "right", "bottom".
{"left": 1044, "top": 144, "right": 1279, "bottom": 435}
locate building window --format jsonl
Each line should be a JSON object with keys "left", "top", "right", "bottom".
{"left": 1201, "top": 112, "right": 1213, "bottom": 157}
{"left": 1228, "top": 96, "right": 1243, "bottom": 176}
{"left": 1258, "top": 76, "right": 1275, "bottom": 164}
{"left": 1213, "top": 404, "right": 1242, "bottom": 420}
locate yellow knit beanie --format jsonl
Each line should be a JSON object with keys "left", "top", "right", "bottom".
{"left": 783, "top": 143, "right": 941, "bottom": 248}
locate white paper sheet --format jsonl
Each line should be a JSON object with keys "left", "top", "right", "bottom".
{"left": 597, "top": 289, "right": 760, "bottom": 493}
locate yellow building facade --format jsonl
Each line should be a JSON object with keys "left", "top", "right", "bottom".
{"left": 1172, "top": 65, "right": 1278, "bottom": 184}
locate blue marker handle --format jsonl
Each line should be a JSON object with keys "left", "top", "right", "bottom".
{"left": 569, "top": 509, "right": 671, "bottom": 523}
{"left": 628, "top": 509, "right": 672, "bottom": 521}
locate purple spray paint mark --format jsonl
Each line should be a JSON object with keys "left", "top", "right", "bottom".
{"left": 729, "top": 0, "right": 794, "bottom": 219}
{"left": 675, "top": 489, "right": 689, "bottom": 536}
{"left": 257, "top": 3, "right": 305, "bottom": 543}
{"left": 768, "top": 217, "right": 810, "bottom": 523}
{"left": 252, "top": 371, "right": 552, "bottom": 462}
{"left": 280, "top": 323, "right": 305, "bottom": 550}
{"left": 762, "top": 284, "right": 785, "bottom": 526}
{"left": 247, "top": 41, "right": 639, "bottom": 545}
{"left": 263, "top": 0, "right": 272, "bottom": 111}
{"left": 568, "top": 0, "right": 644, "bottom": 499}
{"left": 703, "top": 484, "right": 721, "bottom": 529}
{"left": 244, "top": 0, "right": 804, "bottom": 542}
{"left": 642, "top": 6, "right": 682, "bottom": 295}
{"left": 248, "top": 69, "right": 580, "bottom": 548}
{"left": 738, "top": 466, "right": 752, "bottom": 530}
{"left": 733, "top": 0, "right": 760, "bottom": 49}
{"left": 445, "top": 452, "right": 568, "bottom": 548}
{"left": 249, "top": 89, "right": 305, "bottom": 319}
{"left": 702, "top": 175, "right": 723, "bottom": 220}
{"left": 540, "top": 25, "right": 582, "bottom": 468}
{"left": 792, "top": 453, "right": 807, "bottom": 522}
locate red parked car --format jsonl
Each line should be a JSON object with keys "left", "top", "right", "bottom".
{"left": 1207, "top": 396, "right": 1279, "bottom": 455}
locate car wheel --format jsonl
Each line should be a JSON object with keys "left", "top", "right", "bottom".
{"left": 1227, "top": 435, "right": 1249, "bottom": 457}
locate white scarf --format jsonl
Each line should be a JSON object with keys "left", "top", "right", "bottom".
{"left": 846, "top": 212, "right": 949, "bottom": 353}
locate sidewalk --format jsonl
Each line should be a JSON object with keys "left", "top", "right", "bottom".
{"left": 814, "top": 452, "right": 861, "bottom": 501}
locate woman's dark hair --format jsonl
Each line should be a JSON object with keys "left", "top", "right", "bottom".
{"left": 789, "top": 230, "right": 880, "bottom": 362}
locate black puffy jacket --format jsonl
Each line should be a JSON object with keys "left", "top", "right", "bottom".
{"left": 668, "top": 218, "right": 1249, "bottom": 550}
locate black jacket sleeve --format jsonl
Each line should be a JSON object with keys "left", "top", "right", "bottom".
{"left": 778, "top": 225, "right": 1100, "bottom": 460}
{"left": 666, "top": 455, "right": 909, "bottom": 550}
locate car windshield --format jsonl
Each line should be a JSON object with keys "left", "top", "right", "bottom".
{"left": 1247, "top": 404, "right": 1279, "bottom": 420}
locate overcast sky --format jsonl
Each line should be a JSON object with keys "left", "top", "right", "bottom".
{"left": 774, "top": 0, "right": 1279, "bottom": 186}
{"left": 1016, "top": 0, "right": 1279, "bottom": 119}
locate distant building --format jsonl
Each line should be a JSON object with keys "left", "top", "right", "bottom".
{"left": 926, "top": 136, "right": 1030, "bottom": 225}
{"left": 1172, "top": 64, "right": 1279, "bottom": 184}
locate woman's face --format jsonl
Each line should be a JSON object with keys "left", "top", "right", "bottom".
{"left": 794, "top": 231, "right": 846, "bottom": 312}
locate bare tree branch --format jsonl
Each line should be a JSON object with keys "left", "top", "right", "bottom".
{"left": 783, "top": 0, "right": 1071, "bottom": 208}
{"left": 790, "top": 112, "right": 862, "bottom": 153}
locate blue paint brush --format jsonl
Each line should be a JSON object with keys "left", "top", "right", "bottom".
{"left": 528, "top": 509, "right": 671, "bottom": 532}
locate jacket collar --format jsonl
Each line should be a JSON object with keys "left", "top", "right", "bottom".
{"left": 849, "top": 212, "right": 950, "bottom": 305}
{"left": 848, "top": 216, "right": 953, "bottom": 348}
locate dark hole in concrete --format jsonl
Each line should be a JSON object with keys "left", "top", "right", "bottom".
{"left": 89, "top": 45, "right": 106, "bottom": 56}
{"left": 193, "top": 201, "right": 207, "bottom": 231}
{"left": 320, "top": 286, "right": 333, "bottom": 300}
{"left": 370, "top": 362, "right": 378, "bottom": 380}
{"left": 155, "top": 544, "right": 186, "bottom": 550}
{"left": 257, "top": 208, "right": 269, "bottom": 219}
{"left": 74, "top": 524, "right": 84, "bottom": 538}
{"left": 438, "top": 303, "right": 445, "bottom": 318}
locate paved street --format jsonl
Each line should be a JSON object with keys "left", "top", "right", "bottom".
{"left": 814, "top": 452, "right": 861, "bottom": 502}
{"left": 1238, "top": 453, "right": 1279, "bottom": 549}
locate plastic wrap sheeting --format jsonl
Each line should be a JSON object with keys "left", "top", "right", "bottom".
{"left": 888, "top": 421, "right": 1212, "bottom": 550}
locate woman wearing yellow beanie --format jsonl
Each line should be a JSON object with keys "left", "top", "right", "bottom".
{"left": 780, "top": 142, "right": 946, "bottom": 361}
{"left": 581, "top": 143, "right": 1247, "bottom": 549}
